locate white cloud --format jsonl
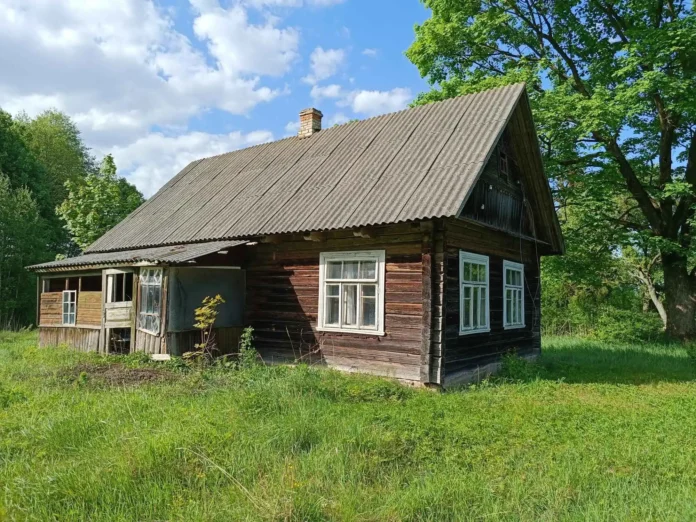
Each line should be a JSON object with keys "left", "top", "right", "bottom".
{"left": 192, "top": 2, "right": 299, "bottom": 77}
{"left": 362, "top": 48, "right": 378, "bottom": 57}
{"left": 245, "top": 0, "right": 345, "bottom": 6}
{"left": 109, "top": 129, "right": 274, "bottom": 197}
{"left": 0, "top": 0, "right": 290, "bottom": 149}
{"left": 303, "top": 47, "right": 346, "bottom": 85}
{"left": 310, "top": 84, "right": 344, "bottom": 100}
{"left": 284, "top": 120, "right": 300, "bottom": 136}
{"left": 345, "top": 88, "right": 412, "bottom": 117}
{"left": 326, "top": 112, "right": 350, "bottom": 126}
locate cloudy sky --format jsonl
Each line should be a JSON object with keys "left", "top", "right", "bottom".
{"left": 0, "top": 0, "right": 430, "bottom": 196}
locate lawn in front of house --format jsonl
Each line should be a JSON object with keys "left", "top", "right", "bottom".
{"left": 1, "top": 331, "right": 695, "bottom": 521}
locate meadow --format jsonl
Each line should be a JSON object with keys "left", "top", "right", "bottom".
{"left": 1, "top": 331, "right": 696, "bottom": 521}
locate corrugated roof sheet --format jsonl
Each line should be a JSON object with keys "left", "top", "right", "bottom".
{"left": 29, "top": 241, "right": 247, "bottom": 271}
{"left": 86, "top": 83, "right": 526, "bottom": 253}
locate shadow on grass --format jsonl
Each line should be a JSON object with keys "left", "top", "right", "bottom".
{"left": 537, "top": 337, "right": 696, "bottom": 385}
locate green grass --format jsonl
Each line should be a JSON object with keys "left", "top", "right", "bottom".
{"left": 1, "top": 331, "right": 696, "bottom": 521}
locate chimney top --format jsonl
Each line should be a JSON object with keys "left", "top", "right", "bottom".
{"left": 298, "top": 108, "right": 322, "bottom": 138}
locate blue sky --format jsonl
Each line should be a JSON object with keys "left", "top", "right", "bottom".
{"left": 0, "top": 0, "right": 433, "bottom": 196}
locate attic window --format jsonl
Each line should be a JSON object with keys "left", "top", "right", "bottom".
{"left": 499, "top": 152, "right": 509, "bottom": 182}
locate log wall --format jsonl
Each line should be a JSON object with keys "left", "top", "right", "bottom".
{"left": 245, "top": 222, "right": 425, "bottom": 382}
{"left": 440, "top": 218, "right": 542, "bottom": 383}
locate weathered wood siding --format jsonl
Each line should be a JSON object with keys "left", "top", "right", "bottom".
{"left": 77, "top": 291, "right": 102, "bottom": 327}
{"left": 166, "top": 327, "right": 244, "bottom": 356}
{"left": 245, "top": 223, "right": 425, "bottom": 381}
{"left": 441, "top": 218, "right": 541, "bottom": 381}
{"left": 134, "top": 329, "right": 164, "bottom": 354}
{"left": 39, "top": 326, "right": 100, "bottom": 352}
{"left": 39, "top": 292, "right": 63, "bottom": 326}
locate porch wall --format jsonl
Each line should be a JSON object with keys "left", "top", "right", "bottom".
{"left": 244, "top": 222, "right": 429, "bottom": 382}
{"left": 39, "top": 326, "right": 100, "bottom": 352}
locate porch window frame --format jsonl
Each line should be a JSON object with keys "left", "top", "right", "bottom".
{"left": 138, "top": 267, "right": 163, "bottom": 335}
{"left": 318, "top": 250, "right": 386, "bottom": 336}
{"left": 459, "top": 251, "right": 490, "bottom": 335}
{"left": 503, "top": 260, "right": 525, "bottom": 329}
{"left": 62, "top": 290, "right": 77, "bottom": 326}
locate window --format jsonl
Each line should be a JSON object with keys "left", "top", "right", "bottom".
{"left": 504, "top": 261, "right": 525, "bottom": 329}
{"left": 138, "top": 268, "right": 162, "bottom": 334}
{"left": 318, "top": 250, "right": 385, "bottom": 335}
{"left": 62, "top": 290, "right": 76, "bottom": 325}
{"left": 459, "top": 252, "right": 489, "bottom": 335}
{"left": 499, "top": 151, "right": 509, "bottom": 182}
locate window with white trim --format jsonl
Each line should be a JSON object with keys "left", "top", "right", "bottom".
{"left": 318, "top": 250, "right": 385, "bottom": 335}
{"left": 459, "top": 252, "right": 489, "bottom": 335}
{"left": 138, "top": 268, "right": 162, "bottom": 334}
{"left": 503, "top": 261, "right": 525, "bottom": 328}
{"left": 62, "top": 290, "right": 76, "bottom": 325}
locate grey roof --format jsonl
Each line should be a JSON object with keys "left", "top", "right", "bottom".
{"left": 86, "top": 83, "right": 526, "bottom": 253}
{"left": 29, "top": 240, "right": 247, "bottom": 271}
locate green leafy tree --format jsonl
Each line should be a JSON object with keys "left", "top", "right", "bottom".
{"left": 0, "top": 172, "right": 45, "bottom": 326}
{"left": 57, "top": 155, "right": 145, "bottom": 250}
{"left": 407, "top": 0, "right": 696, "bottom": 340}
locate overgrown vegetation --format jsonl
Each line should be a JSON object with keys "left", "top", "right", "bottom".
{"left": 2, "top": 331, "right": 696, "bottom": 520}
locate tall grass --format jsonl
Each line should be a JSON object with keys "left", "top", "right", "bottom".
{"left": 1, "top": 331, "right": 696, "bottom": 521}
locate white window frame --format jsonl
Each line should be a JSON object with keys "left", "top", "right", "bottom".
{"left": 318, "top": 250, "right": 386, "bottom": 336}
{"left": 138, "top": 268, "right": 163, "bottom": 334}
{"left": 459, "top": 251, "right": 490, "bottom": 335}
{"left": 503, "top": 260, "right": 525, "bottom": 329}
{"left": 62, "top": 290, "right": 76, "bottom": 326}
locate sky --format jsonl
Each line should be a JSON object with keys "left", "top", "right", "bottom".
{"left": 0, "top": 0, "right": 432, "bottom": 197}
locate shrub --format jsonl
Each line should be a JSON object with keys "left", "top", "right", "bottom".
{"left": 497, "top": 352, "right": 540, "bottom": 382}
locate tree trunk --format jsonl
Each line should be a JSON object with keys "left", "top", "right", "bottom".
{"left": 661, "top": 251, "right": 696, "bottom": 341}
{"left": 635, "top": 268, "right": 667, "bottom": 328}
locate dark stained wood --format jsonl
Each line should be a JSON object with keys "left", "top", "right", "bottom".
{"left": 244, "top": 222, "right": 424, "bottom": 381}
{"left": 442, "top": 217, "right": 542, "bottom": 381}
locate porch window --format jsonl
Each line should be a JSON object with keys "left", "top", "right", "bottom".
{"left": 138, "top": 268, "right": 162, "bottom": 334}
{"left": 62, "top": 290, "right": 76, "bottom": 325}
{"left": 459, "top": 251, "right": 489, "bottom": 335}
{"left": 503, "top": 261, "right": 525, "bottom": 329}
{"left": 318, "top": 250, "right": 385, "bottom": 335}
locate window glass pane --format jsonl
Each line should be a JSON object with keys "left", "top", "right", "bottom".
{"left": 480, "top": 287, "right": 487, "bottom": 327}
{"left": 362, "top": 285, "right": 376, "bottom": 297}
{"left": 359, "top": 261, "right": 376, "bottom": 279}
{"left": 327, "top": 262, "right": 342, "bottom": 279}
{"left": 326, "top": 284, "right": 339, "bottom": 297}
{"left": 463, "top": 263, "right": 471, "bottom": 282}
{"left": 153, "top": 286, "right": 161, "bottom": 315}
{"left": 361, "top": 297, "right": 376, "bottom": 328}
{"left": 462, "top": 286, "right": 471, "bottom": 327}
{"left": 343, "top": 261, "right": 359, "bottom": 279}
{"left": 342, "top": 284, "right": 358, "bottom": 326}
{"left": 472, "top": 286, "right": 479, "bottom": 327}
{"left": 326, "top": 296, "right": 340, "bottom": 325}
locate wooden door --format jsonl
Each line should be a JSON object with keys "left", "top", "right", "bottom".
{"left": 101, "top": 269, "right": 135, "bottom": 353}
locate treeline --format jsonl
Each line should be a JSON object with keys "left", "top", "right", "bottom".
{"left": 0, "top": 109, "right": 143, "bottom": 327}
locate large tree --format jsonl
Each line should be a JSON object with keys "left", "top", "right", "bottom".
{"left": 407, "top": 0, "right": 696, "bottom": 340}
{"left": 57, "top": 155, "right": 144, "bottom": 250}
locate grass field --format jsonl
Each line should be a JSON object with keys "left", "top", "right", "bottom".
{"left": 1, "top": 331, "right": 696, "bottom": 521}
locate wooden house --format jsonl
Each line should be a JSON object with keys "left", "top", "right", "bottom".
{"left": 28, "top": 83, "right": 563, "bottom": 387}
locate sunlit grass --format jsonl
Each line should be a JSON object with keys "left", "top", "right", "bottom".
{"left": 1, "top": 331, "right": 695, "bottom": 521}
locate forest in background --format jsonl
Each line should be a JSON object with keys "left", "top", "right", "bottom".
{"left": 0, "top": 109, "right": 143, "bottom": 327}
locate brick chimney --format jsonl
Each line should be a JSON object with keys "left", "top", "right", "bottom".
{"left": 298, "top": 108, "right": 322, "bottom": 138}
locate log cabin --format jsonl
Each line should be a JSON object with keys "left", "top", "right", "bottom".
{"left": 28, "top": 83, "right": 563, "bottom": 387}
